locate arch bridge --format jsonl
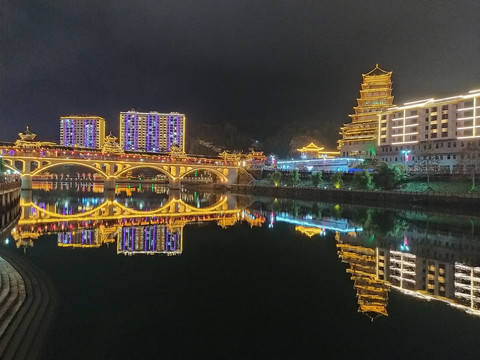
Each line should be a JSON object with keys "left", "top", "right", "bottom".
{"left": 0, "top": 146, "right": 253, "bottom": 189}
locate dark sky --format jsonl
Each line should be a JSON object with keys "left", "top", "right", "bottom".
{"left": 1, "top": 0, "right": 480, "bottom": 148}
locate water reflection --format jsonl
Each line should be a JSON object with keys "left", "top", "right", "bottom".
{"left": 12, "top": 188, "right": 265, "bottom": 257}
{"left": 263, "top": 198, "right": 480, "bottom": 319}
{"left": 8, "top": 190, "right": 480, "bottom": 320}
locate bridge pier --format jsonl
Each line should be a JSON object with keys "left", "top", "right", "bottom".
{"left": 21, "top": 175, "right": 33, "bottom": 190}
{"left": 104, "top": 178, "right": 116, "bottom": 191}
{"left": 169, "top": 178, "right": 181, "bottom": 189}
{"left": 168, "top": 188, "right": 181, "bottom": 200}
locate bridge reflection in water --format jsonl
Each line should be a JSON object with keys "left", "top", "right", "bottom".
{"left": 11, "top": 189, "right": 265, "bottom": 256}
{"left": 9, "top": 190, "right": 480, "bottom": 322}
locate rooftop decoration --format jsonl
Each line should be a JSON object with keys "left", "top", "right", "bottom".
{"left": 101, "top": 133, "right": 124, "bottom": 154}
{"left": 15, "top": 126, "right": 56, "bottom": 148}
{"left": 169, "top": 144, "right": 186, "bottom": 159}
{"left": 297, "top": 142, "right": 340, "bottom": 158}
{"left": 219, "top": 150, "right": 242, "bottom": 161}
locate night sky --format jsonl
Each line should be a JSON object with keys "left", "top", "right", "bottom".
{"left": 1, "top": 0, "right": 480, "bottom": 149}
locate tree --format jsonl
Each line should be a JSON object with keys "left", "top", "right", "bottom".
{"left": 372, "top": 162, "right": 400, "bottom": 190}
{"left": 459, "top": 140, "right": 480, "bottom": 192}
{"left": 414, "top": 141, "right": 440, "bottom": 190}
{"left": 311, "top": 171, "right": 323, "bottom": 188}
{"left": 352, "top": 170, "right": 373, "bottom": 190}
{"left": 270, "top": 171, "right": 282, "bottom": 186}
{"left": 331, "top": 172, "right": 344, "bottom": 189}
{"left": 289, "top": 169, "right": 301, "bottom": 187}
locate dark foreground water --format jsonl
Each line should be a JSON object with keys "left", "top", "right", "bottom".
{"left": 2, "top": 185, "right": 480, "bottom": 359}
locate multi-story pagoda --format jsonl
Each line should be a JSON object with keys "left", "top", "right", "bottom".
{"left": 338, "top": 64, "right": 394, "bottom": 158}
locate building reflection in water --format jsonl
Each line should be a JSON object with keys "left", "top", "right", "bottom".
{"left": 10, "top": 190, "right": 480, "bottom": 319}
{"left": 268, "top": 200, "right": 480, "bottom": 319}
{"left": 11, "top": 189, "right": 265, "bottom": 257}
{"left": 336, "top": 232, "right": 390, "bottom": 321}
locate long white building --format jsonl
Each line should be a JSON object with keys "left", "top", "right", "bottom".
{"left": 376, "top": 89, "right": 480, "bottom": 174}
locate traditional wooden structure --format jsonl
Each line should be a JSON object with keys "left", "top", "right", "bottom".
{"left": 338, "top": 65, "right": 395, "bottom": 158}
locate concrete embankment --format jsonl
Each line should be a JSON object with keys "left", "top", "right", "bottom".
{"left": 0, "top": 251, "right": 57, "bottom": 360}
{"left": 0, "top": 181, "right": 21, "bottom": 231}
{"left": 229, "top": 184, "right": 480, "bottom": 214}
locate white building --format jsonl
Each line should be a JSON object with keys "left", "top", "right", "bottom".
{"left": 376, "top": 89, "right": 480, "bottom": 174}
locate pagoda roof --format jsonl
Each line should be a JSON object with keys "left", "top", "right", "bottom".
{"left": 296, "top": 142, "right": 325, "bottom": 152}
{"left": 18, "top": 126, "right": 36, "bottom": 141}
{"left": 363, "top": 64, "right": 392, "bottom": 77}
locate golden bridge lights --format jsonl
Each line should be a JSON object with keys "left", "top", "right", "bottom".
{"left": 12, "top": 196, "right": 266, "bottom": 255}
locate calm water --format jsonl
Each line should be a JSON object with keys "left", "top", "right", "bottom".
{"left": 2, "top": 184, "right": 480, "bottom": 359}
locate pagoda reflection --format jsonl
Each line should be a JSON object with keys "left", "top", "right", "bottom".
{"left": 335, "top": 231, "right": 390, "bottom": 321}
{"left": 266, "top": 199, "right": 480, "bottom": 319}
{"left": 334, "top": 209, "right": 480, "bottom": 318}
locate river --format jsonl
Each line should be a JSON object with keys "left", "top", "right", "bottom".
{"left": 1, "top": 183, "right": 480, "bottom": 359}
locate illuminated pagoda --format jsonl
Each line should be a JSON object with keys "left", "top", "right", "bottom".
{"left": 15, "top": 126, "right": 56, "bottom": 148}
{"left": 296, "top": 143, "right": 340, "bottom": 159}
{"left": 338, "top": 64, "right": 395, "bottom": 158}
{"left": 101, "top": 133, "right": 124, "bottom": 154}
{"left": 336, "top": 232, "right": 390, "bottom": 321}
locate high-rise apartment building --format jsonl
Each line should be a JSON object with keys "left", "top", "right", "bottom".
{"left": 119, "top": 110, "right": 185, "bottom": 153}
{"left": 59, "top": 116, "right": 106, "bottom": 149}
{"left": 339, "top": 65, "right": 395, "bottom": 158}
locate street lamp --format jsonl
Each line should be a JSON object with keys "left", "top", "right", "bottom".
{"left": 401, "top": 150, "right": 411, "bottom": 171}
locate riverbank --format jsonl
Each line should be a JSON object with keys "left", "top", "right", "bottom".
{"left": 228, "top": 183, "right": 480, "bottom": 216}
{"left": 0, "top": 180, "right": 21, "bottom": 241}
{"left": 0, "top": 249, "right": 57, "bottom": 360}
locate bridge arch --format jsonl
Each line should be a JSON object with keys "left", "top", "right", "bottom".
{"left": 30, "top": 161, "right": 109, "bottom": 179}
{"left": 2, "top": 163, "right": 21, "bottom": 174}
{"left": 180, "top": 167, "right": 228, "bottom": 182}
{"left": 115, "top": 165, "right": 175, "bottom": 180}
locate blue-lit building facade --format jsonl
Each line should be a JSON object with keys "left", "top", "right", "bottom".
{"left": 117, "top": 225, "right": 183, "bottom": 256}
{"left": 276, "top": 157, "right": 364, "bottom": 173}
{"left": 59, "top": 116, "right": 106, "bottom": 149}
{"left": 119, "top": 111, "right": 185, "bottom": 153}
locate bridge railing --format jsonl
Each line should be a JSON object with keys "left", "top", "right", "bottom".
{"left": 1, "top": 146, "right": 242, "bottom": 167}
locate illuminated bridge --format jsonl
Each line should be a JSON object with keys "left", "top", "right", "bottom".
{"left": 0, "top": 144, "right": 254, "bottom": 190}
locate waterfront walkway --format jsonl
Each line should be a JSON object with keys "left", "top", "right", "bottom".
{"left": 0, "top": 251, "right": 57, "bottom": 360}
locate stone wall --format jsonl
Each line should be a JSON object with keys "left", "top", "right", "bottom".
{"left": 229, "top": 184, "right": 480, "bottom": 215}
